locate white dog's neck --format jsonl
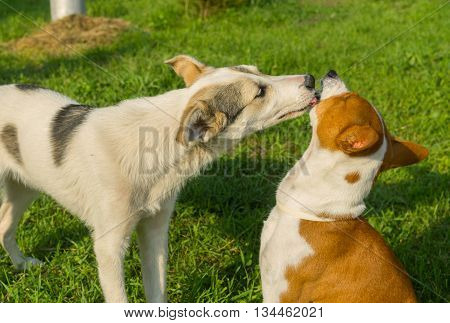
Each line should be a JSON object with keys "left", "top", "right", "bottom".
{"left": 276, "top": 133, "right": 386, "bottom": 221}
{"left": 94, "top": 89, "right": 238, "bottom": 213}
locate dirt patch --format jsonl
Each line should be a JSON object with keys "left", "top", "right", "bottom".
{"left": 4, "top": 14, "right": 130, "bottom": 56}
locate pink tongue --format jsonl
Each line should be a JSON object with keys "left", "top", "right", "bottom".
{"left": 309, "top": 97, "right": 318, "bottom": 106}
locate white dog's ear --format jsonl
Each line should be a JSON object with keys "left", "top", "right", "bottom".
{"left": 176, "top": 100, "right": 227, "bottom": 146}
{"left": 165, "top": 55, "right": 211, "bottom": 86}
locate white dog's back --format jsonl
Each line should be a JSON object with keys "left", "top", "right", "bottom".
{"left": 0, "top": 85, "right": 76, "bottom": 180}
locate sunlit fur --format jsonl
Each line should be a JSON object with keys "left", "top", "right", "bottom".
{"left": 0, "top": 55, "right": 315, "bottom": 302}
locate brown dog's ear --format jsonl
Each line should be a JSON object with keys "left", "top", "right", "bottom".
{"left": 176, "top": 100, "right": 227, "bottom": 146}
{"left": 165, "top": 55, "right": 211, "bottom": 86}
{"left": 336, "top": 124, "right": 380, "bottom": 154}
{"left": 381, "top": 137, "right": 428, "bottom": 171}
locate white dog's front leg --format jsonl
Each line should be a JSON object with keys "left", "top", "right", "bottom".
{"left": 93, "top": 222, "right": 133, "bottom": 303}
{"left": 136, "top": 198, "right": 174, "bottom": 303}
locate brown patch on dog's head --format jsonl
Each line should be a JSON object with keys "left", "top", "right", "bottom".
{"left": 165, "top": 55, "right": 212, "bottom": 86}
{"left": 345, "top": 171, "right": 360, "bottom": 183}
{"left": 315, "top": 91, "right": 428, "bottom": 170}
{"left": 315, "top": 92, "right": 384, "bottom": 156}
{"left": 176, "top": 78, "right": 261, "bottom": 146}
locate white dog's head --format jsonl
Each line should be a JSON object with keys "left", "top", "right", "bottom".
{"left": 165, "top": 55, "right": 318, "bottom": 146}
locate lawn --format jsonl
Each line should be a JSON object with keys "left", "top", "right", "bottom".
{"left": 0, "top": 0, "right": 448, "bottom": 302}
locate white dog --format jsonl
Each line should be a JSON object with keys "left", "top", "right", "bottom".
{"left": 0, "top": 55, "right": 317, "bottom": 302}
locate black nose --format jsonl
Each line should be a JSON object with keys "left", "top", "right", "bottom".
{"left": 304, "top": 74, "right": 315, "bottom": 89}
{"left": 314, "top": 90, "right": 321, "bottom": 100}
{"left": 326, "top": 70, "right": 338, "bottom": 78}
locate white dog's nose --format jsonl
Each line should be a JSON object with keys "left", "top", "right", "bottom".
{"left": 304, "top": 74, "right": 315, "bottom": 89}
{"left": 320, "top": 70, "right": 349, "bottom": 100}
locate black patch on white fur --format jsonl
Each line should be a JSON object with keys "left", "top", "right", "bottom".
{"left": 178, "top": 80, "right": 251, "bottom": 145}
{"left": 15, "top": 84, "right": 45, "bottom": 91}
{"left": 51, "top": 104, "right": 93, "bottom": 166}
{"left": 1, "top": 124, "right": 22, "bottom": 164}
{"left": 209, "top": 81, "right": 245, "bottom": 122}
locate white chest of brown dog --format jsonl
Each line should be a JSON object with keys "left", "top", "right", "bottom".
{"left": 0, "top": 55, "right": 318, "bottom": 302}
{"left": 259, "top": 71, "right": 428, "bottom": 303}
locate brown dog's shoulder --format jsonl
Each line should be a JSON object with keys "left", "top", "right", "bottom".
{"left": 281, "top": 219, "right": 417, "bottom": 303}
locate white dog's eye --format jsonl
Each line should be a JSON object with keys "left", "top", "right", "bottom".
{"left": 255, "top": 85, "right": 266, "bottom": 99}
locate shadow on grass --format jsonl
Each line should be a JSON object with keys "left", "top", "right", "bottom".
{"left": 0, "top": 0, "right": 49, "bottom": 21}
{"left": 23, "top": 198, "right": 91, "bottom": 262}
{"left": 400, "top": 215, "right": 449, "bottom": 302}
{"left": 368, "top": 164, "right": 449, "bottom": 214}
{"left": 180, "top": 161, "right": 448, "bottom": 230}
{"left": 0, "top": 28, "right": 155, "bottom": 87}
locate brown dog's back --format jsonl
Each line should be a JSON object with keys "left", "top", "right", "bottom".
{"left": 280, "top": 219, "right": 417, "bottom": 303}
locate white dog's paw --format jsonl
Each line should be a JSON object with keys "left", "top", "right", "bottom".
{"left": 14, "top": 257, "right": 43, "bottom": 271}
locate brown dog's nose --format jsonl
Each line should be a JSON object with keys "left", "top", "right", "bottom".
{"left": 326, "top": 70, "right": 338, "bottom": 78}
{"left": 304, "top": 74, "right": 315, "bottom": 89}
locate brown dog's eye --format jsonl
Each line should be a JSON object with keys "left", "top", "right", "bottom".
{"left": 255, "top": 85, "right": 266, "bottom": 99}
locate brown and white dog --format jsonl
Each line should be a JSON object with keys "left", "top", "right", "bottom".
{"left": 259, "top": 70, "right": 428, "bottom": 302}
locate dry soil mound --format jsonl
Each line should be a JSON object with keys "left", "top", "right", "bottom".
{"left": 5, "top": 14, "right": 130, "bottom": 56}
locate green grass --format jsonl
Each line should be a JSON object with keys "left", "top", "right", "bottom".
{"left": 0, "top": 0, "right": 449, "bottom": 302}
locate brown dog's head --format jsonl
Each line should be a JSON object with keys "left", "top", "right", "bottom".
{"left": 165, "top": 55, "right": 318, "bottom": 146}
{"left": 311, "top": 70, "right": 428, "bottom": 172}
